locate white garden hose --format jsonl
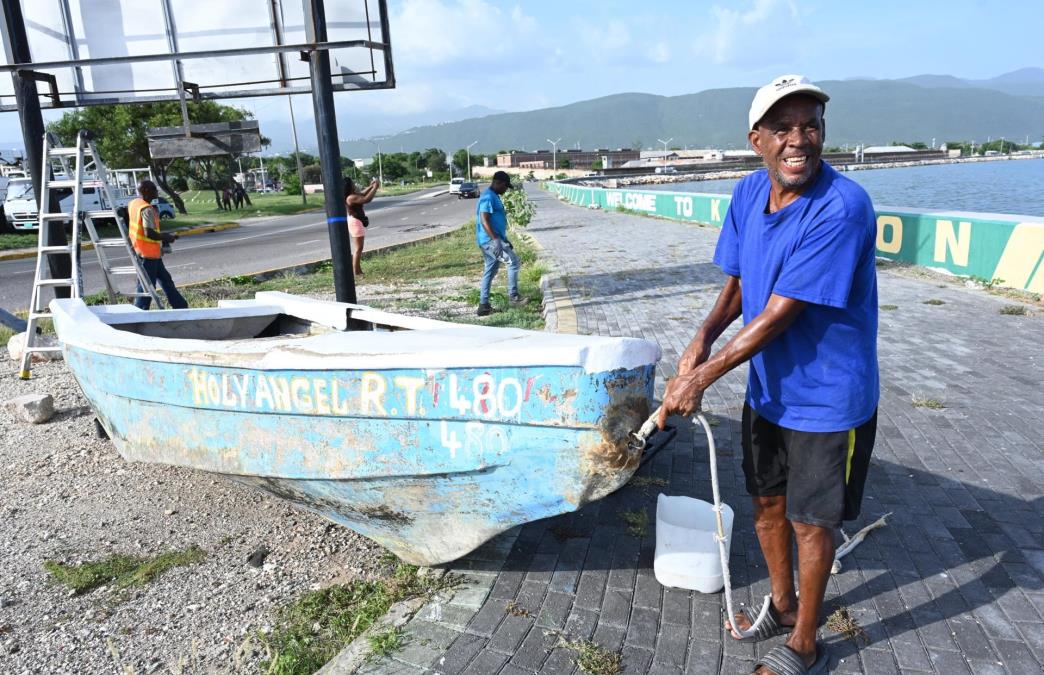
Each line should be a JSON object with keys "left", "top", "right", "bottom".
{"left": 630, "top": 407, "right": 772, "bottom": 639}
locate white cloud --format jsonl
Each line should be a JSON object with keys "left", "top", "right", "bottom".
{"left": 393, "top": 0, "right": 539, "bottom": 68}
{"left": 696, "top": 0, "right": 804, "bottom": 67}
{"left": 579, "top": 18, "right": 632, "bottom": 52}
{"left": 647, "top": 42, "right": 670, "bottom": 64}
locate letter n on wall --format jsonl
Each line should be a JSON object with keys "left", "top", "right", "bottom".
{"left": 933, "top": 220, "right": 971, "bottom": 267}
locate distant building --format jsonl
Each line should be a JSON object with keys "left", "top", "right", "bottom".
{"left": 497, "top": 149, "right": 639, "bottom": 170}
{"left": 863, "top": 145, "right": 916, "bottom": 154}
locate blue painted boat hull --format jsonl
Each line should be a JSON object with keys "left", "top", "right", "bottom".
{"left": 63, "top": 351, "right": 654, "bottom": 565}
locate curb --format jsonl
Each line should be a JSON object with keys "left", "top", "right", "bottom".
{"left": 522, "top": 230, "right": 579, "bottom": 336}
{"left": 0, "top": 221, "right": 241, "bottom": 262}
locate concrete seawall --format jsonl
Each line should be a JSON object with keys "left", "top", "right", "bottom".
{"left": 546, "top": 181, "right": 1044, "bottom": 295}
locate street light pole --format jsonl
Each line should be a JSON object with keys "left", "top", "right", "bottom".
{"left": 657, "top": 137, "right": 673, "bottom": 172}
{"left": 466, "top": 140, "right": 478, "bottom": 181}
{"left": 371, "top": 141, "right": 383, "bottom": 184}
{"left": 546, "top": 137, "right": 561, "bottom": 173}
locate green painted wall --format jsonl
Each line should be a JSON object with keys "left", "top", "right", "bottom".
{"left": 547, "top": 183, "right": 1044, "bottom": 294}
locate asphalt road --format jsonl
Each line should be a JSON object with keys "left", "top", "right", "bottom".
{"left": 0, "top": 187, "right": 481, "bottom": 311}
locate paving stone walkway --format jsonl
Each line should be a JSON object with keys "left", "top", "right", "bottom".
{"left": 357, "top": 187, "right": 1044, "bottom": 674}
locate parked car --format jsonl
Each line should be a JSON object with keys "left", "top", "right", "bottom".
{"left": 153, "top": 196, "right": 176, "bottom": 219}
{"left": 457, "top": 181, "right": 480, "bottom": 199}
{"left": 4, "top": 178, "right": 129, "bottom": 231}
{"left": 448, "top": 177, "right": 465, "bottom": 195}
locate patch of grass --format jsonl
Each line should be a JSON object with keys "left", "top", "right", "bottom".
{"left": 377, "top": 181, "right": 444, "bottom": 197}
{"left": 911, "top": 395, "right": 945, "bottom": 410}
{"left": 261, "top": 562, "right": 453, "bottom": 675}
{"left": 0, "top": 324, "right": 14, "bottom": 345}
{"left": 180, "top": 224, "right": 546, "bottom": 330}
{"left": 967, "top": 275, "right": 1005, "bottom": 290}
{"left": 557, "top": 637, "right": 622, "bottom": 675}
{"left": 826, "top": 606, "right": 869, "bottom": 645}
{"left": 505, "top": 600, "right": 532, "bottom": 617}
{"left": 1000, "top": 304, "right": 1027, "bottom": 315}
{"left": 922, "top": 299, "right": 945, "bottom": 306}
{"left": 618, "top": 509, "right": 650, "bottom": 538}
{"left": 0, "top": 232, "right": 38, "bottom": 251}
{"left": 173, "top": 190, "right": 319, "bottom": 228}
{"left": 43, "top": 545, "right": 205, "bottom": 594}
{"left": 366, "top": 627, "right": 404, "bottom": 659}
{"left": 880, "top": 304, "right": 898, "bottom": 311}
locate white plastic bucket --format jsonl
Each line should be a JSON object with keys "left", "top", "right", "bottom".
{"left": 654, "top": 493, "right": 734, "bottom": 593}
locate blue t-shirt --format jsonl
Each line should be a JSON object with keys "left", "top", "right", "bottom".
{"left": 713, "top": 162, "right": 879, "bottom": 432}
{"left": 476, "top": 188, "right": 508, "bottom": 245}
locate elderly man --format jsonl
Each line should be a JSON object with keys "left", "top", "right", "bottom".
{"left": 127, "top": 180, "right": 188, "bottom": 310}
{"left": 475, "top": 170, "right": 528, "bottom": 316}
{"left": 657, "top": 75, "right": 879, "bottom": 674}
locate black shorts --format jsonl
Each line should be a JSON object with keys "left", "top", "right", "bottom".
{"left": 741, "top": 403, "right": 877, "bottom": 529}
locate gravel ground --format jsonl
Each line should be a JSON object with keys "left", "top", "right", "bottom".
{"left": 0, "top": 277, "right": 482, "bottom": 674}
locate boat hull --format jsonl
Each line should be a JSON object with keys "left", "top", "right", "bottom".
{"left": 65, "top": 345, "right": 654, "bottom": 564}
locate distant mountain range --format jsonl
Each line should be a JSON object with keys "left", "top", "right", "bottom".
{"left": 262, "top": 104, "right": 505, "bottom": 155}
{"left": 335, "top": 68, "right": 1044, "bottom": 156}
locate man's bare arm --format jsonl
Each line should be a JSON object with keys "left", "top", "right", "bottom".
{"left": 480, "top": 211, "right": 498, "bottom": 241}
{"left": 657, "top": 293, "right": 806, "bottom": 428}
{"left": 678, "top": 275, "right": 743, "bottom": 376}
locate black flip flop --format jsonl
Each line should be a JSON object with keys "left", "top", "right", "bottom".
{"left": 730, "top": 603, "right": 792, "bottom": 643}
{"left": 751, "top": 643, "right": 827, "bottom": 675}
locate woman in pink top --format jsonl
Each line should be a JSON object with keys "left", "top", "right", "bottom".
{"left": 345, "top": 175, "right": 380, "bottom": 277}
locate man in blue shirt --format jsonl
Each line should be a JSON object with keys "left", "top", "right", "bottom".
{"left": 657, "top": 75, "right": 879, "bottom": 675}
{"left": 475, "top": 170, "right": 528, "bottom": 316}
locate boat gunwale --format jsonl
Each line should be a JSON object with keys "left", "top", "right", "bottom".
{"left": 50, "top": 293, "right": 662, "bottom": 374}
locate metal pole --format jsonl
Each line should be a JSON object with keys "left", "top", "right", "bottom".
{"left": 467, "top": 140, "right": 477, "bottom": 181}
{"left": 658, "top": 137, "right": 673, "bottom": 172}
{"left": 287, "top": 95, "right": 306, "bottom": 204}
{"left": 546, "top": 138, "right": 560, "bottom": 174}
{"left": 375, "top": 142, "right": 383, "bottom": 185}
{"left": 304, "top": 0, "right": 354, "bottom": 303}
{"left": 1, "top": 0, "right": 70, "bottom": 297}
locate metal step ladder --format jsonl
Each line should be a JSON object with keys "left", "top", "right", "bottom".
{"left": 19, "top": 130, "right": 163, "bottom": 379}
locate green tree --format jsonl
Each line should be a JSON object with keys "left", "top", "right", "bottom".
{"left": 451, "top": 149, "right": 470, "bottom": 176}
{"left": 47, "top": 101, "right": 260, "bottom": 214}
{"left": 301, "top": 164, "right": 323, "bottom": 184}
{"left": 421, "top": 148, "right": 446, "bottom": 174}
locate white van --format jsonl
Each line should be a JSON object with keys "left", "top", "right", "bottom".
{"left": 3, "top": 177, "right": 130, "bottom": 231}
{"left": 448, "top": 177, "right": 466, "bottom": 195}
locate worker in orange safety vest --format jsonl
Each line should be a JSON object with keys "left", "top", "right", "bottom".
{"left": 127, "top": 179, "right": 188, "bottom": 310}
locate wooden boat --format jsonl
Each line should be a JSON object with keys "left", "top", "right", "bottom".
{"left": 50, "top": 292, "right": 660, "bottom": 565}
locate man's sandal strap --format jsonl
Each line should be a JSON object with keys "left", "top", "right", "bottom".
{"left": 754, "top": 644, "right": 825, "bottom": 675}
{"left": 737, "top": 604, "right": 789, "bottom": 642}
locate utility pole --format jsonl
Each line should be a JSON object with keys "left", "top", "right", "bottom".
{"left": 304, "top": 0, "right": 353, "bottom": 303}
{"left": 2, "top": 0, "right": 70, "bottom": 297}
{"left": 287, "top": 95, "right": 306, "bottom": 205}
{"left": 466, "top": 140, "right": 478, "bottom": 180}
{"left": 657, "top": 137, "right": 673, "bottom": 172}
{"left": 372, "top": 141, "right": 383, "bottom": 184}
{"left": 546, "top": 138, "right": 561, "bottom": 173}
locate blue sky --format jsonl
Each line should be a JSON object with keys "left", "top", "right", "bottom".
{"left": 0, "top": 0, "right": 1041, "bottom": 152}
{"left": 355, "top": 0, "right": 1043, "bottom": 114}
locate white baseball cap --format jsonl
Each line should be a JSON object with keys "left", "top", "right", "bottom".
{"left": 748, "top": 74, "right": 829, "bottom": 130}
